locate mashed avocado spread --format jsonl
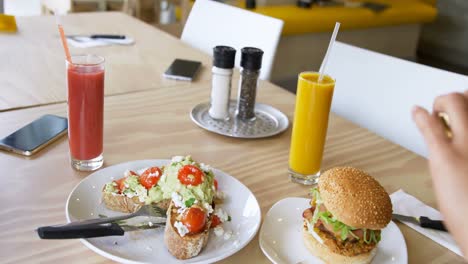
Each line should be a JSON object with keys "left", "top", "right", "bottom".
{"left": 146, "top": 156, "right": 215, "bottom": 206}
{"left": 104, "top": 175, "right": 147, "bottom": 202}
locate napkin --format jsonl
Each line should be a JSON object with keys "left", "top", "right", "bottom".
{"left": 390, "top": 189, "right": 462, "bottom": 256}
{"left": 66, "top": 36, "right": 135, "bottom": 48}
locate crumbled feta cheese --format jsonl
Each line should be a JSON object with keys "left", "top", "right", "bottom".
{"left": 203, "top": 202, "right": 214, "bottom": 214}
{"left": 177, "top": 207, "right": 187, "bottom": 214}
{"left": 148, "top": 221, "right": 153, "bottom": 227}
{"left": 214, "top": 208, "right": 229, "bottom": 222}
{"left": 160, "top": 173, "right": 166, "bottom": 182}
{"left": 172, "top": 192, "right": 185, "bottom": 208}
{"left": 224, "top": 230, "right": 233, "bottom": 240}
{"left": 137, "top": 167, "right": 149, "bottom": 175}
{"left": 200, "top": 163, "right": 212, "bottom": 172}
{"left": 124, "top": 169, "right": 135, "bottom": 177}
{"left": 133, "top": 185, "right": 148, "bottom": 202}
{"left": 172, "top": 156, "right": 184, "bottom": 162}
{"left": 174, "top": 221, "right": 189, "bottom": 237}
{"left": 215, "top": 191, "right": 226, "bottom": 200}
{"left": 148, "top": 170, "right": 160, "bottom": 177}
{"left": 213, "top": 226, "right": 224, "bottom": 237}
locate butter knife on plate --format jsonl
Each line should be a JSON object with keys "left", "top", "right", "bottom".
{"left": 392, "top": 213, "right": 447, "bottom": 232}
{"left": 37, "top": 222, "right": 164, "bottom": 239}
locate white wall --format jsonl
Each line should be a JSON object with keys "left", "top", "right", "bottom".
{"left": 5, "top": 0, "right": 41, "bottom": 16}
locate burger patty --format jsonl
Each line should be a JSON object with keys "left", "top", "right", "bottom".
{"left": 303, "top": 207, "right": 379, "bottom": 257}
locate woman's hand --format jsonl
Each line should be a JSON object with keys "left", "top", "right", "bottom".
{"left": 412, "top": 90, "right": 468, "bottom": 257}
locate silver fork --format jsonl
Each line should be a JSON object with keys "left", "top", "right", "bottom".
{"left": 63, "top": 204, "right": 167, "bottom": 227}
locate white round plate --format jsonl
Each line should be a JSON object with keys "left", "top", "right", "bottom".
{"left": 259, "top": 197, "right": 407, "bottom": 264}
{"left": 66, "top": 159, "right": 261, "bottom": 264}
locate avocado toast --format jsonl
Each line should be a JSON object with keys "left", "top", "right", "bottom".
{"left": 101, "top": 156, "right": 230, "bottom": 259}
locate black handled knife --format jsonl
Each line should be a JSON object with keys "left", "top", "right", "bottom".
{"left": 37, "top": 222, "right": 164, "bottom": 239}
{"left": 392, "top": 213, "right": 447, "bottom": 232}
{"left": 90, "top": 34, "right": 126, "bottom": 39}
{"left": 66, "top": 34, "right": 126, "bottom": 40}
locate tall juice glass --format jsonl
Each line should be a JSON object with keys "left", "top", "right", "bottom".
{"left": 67, "top": 55, "right": 105, "bottom": 171}
{"left": 289, "top": 72, "right": 335, "bottom": 185}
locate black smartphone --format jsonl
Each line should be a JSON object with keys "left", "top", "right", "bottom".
{"left": 163, "top": 59, "right": 202, "bottom": 81}
{"left": 0, "top": 114, "right": 68, "bottom": 156}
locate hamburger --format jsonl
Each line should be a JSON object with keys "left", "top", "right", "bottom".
{"left": 302, "top": 167, "right": 392, "bottom": 264}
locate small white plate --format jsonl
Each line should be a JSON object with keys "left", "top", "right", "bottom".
{"left": 259, "top": 197, "right": 407, "bottom": 264}
{"left": 66, "top": 159, "right": 261, "bottom": 264}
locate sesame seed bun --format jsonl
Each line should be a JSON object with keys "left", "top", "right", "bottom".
{"left": 302, "top": 222, "right": 377, "bottom": 264}
{"left": 318, "top": 167, "right": 392, "bottom": 229}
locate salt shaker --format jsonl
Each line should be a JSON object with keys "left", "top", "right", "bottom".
{"left": 236, "top": 47, "right": 264, "bottom": 121}
{"left": 209, "top": 46, "right": 236, "bottom": 120}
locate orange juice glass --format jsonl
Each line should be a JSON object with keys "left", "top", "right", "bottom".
{"left": 289, "top": 72, "right": 335, "bottom": 185}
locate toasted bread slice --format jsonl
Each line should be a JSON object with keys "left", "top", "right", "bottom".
{"left": 102, "top": 188, "right": 171, "bottom": 213}
{"left": 164, "top": 202, "right": 212, "bottom": 259}
{"left": 102, "top": 191, "right": 144, "bottom": 213}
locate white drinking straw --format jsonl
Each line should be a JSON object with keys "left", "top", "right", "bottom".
{"left": 318, "top": 22, "right": 341, "bottom": 83}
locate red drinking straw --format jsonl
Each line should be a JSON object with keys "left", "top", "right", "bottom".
{"left": 55, "top": 12, "right": 72, "bottom": 64}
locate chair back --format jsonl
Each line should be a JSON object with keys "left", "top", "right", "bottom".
{"left": 328, "top": 41, "right": 468, "bottom": 157}
{"left": 181, "top": 0, "right": 283, "bottom": 80}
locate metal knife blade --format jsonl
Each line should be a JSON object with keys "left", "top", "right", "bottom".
{"left": 392, "top": 213, "right": 447, "bottom": 232}
{"left": 119, "top": 222, "right": 165, "bottom": 231}
{"left": 392, "top": 213, "right": 420, "bottom": 225}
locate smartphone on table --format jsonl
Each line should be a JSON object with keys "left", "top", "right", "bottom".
{"left": 163, "top": 59, "right": 202, "bottom": 81}
{"left": 0, "top": 114, "right": 68, "bottom": 156}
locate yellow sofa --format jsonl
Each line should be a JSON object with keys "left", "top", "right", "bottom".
{"left": 253, "top": 0, "right": 436, "bottom": 35}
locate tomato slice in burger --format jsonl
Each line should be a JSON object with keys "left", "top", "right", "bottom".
{"left": 139, "top": 167, "right": 162, "bottom": 189}
{"left": 181, "top": 207, "right": 206, "bottom": 234}
{"left": 178, "top": 165, "right": 204, "bottom": 186}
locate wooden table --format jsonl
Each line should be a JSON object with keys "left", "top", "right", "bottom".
{"left": 0, "top": 12, "right": 212, "bottom": 111}
{"left": 0, "top": 12, "right": 464, "bottom": 264}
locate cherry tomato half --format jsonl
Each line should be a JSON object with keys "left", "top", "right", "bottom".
{"left": 181, "top": 207, "right": 206, "bottom": 234}
{"left": 139, "top": 167, "right": 162, "bottom": 189}
{"left": 214, "top": 179, "right": 218, "bottom": 190}
{"left": 115, "top": 178, "right": 126, "bottom": 193}
{"left": 211, "top": 215, "right": 221, "bottom": 228}
{"left": 178, "top": 165, "right": 204, "bottom": 186}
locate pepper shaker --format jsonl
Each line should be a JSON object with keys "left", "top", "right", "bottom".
{"left": 236, "top": 47, "right": 264, "bottom": 121}
{"left": 209, "top": 46, "right": 236, "bottom": 120}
